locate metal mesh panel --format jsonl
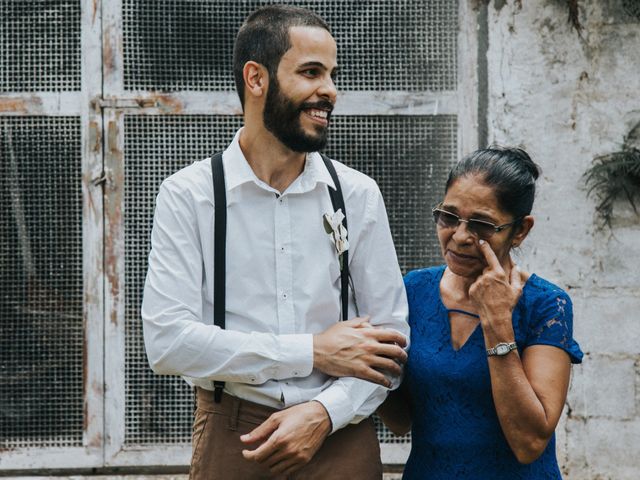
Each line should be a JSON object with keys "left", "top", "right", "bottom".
{"left": 124, "top": 114, "right": 455, "bottom": 445}
{"left": 326, "top": 115, "right": 457, "bottom": 273}
{"left": 0, "top": 117, "right": 83, "bottom": 448}
{"left": 124, "top": 115, "right": 244, "bottom": 445}
{"left": 0, "top": 0, "right": 81, "bottom": 92}
{"left": 123, "top": 0, "right": 457, "bottom": 92}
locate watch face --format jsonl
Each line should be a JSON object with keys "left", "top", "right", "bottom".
{"left": 496, "top": 344, "right": 509, "bottom": 355}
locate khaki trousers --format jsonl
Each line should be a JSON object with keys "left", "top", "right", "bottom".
{"left": 190, "top": 387, "right": 383, "bottom": 480}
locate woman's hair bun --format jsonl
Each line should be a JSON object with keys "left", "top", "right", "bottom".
{"left": 488, "top": 145, "right": 541, "bottom": 181}
{"left": 445, "top": 145, "right": 541, "bottom": 219}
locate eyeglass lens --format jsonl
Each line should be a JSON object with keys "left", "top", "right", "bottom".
{"left": 433, "top": 209, "right": 497, "bottom": 239}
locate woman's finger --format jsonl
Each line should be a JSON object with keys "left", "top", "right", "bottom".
{"left": 478, "top": 239, "right": 503, "bottom": 273}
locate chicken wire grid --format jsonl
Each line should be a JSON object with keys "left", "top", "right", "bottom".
{"left": 123, "top": 114, "right": 456, "bottom": 446}
{"left": 123, "top": 0, "right": 457, "bottom": 92}
{"left": 0, "top": 0, "right": 81, "bottom": 92}
{"left": 0, "top": 117, "right": 83, "bottom": 449}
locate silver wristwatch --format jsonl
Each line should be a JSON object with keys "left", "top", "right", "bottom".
{"left": 486, "top": 342, "right": 517, "bottom": 356}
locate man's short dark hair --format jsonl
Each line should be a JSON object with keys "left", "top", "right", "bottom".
{"left": 233, "top": 5, "right": 331, "bottom": 108}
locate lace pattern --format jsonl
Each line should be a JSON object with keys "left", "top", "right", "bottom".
{"left": 401, "top": 266, "right": 583, "bottom": 479}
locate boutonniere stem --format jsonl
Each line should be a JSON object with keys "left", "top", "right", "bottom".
{"left": 323, "top": 209, "right": 349, "bottom": 270}
{"left": 323, "top": 209, "right": 360, "bottom": 316}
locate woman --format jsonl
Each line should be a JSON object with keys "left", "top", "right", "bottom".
{"left": 378, "top": 147, "right": 583, "bottom": 479}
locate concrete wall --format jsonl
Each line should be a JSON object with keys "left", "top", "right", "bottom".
{"left": 486, "top": 1, "right": 640, "bottom": 478}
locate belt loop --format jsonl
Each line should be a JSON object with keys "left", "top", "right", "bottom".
{"left": 228, "top": 395, "right": 240, "bottom": 431}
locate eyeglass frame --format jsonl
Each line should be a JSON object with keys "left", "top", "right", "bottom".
{"left": 431, "top": 203, "right": 522, "bottom": 239}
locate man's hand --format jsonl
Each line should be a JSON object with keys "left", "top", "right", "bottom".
{"left": 241, "top": 401, "right": 332, "bottom": 476}
{"left": 313, "top": 317, "right": 408, "bottom": 388}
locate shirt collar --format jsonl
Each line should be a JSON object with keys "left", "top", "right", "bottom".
{"left": 222, "top": 129, "right": 262, "bottom": 192}
{"left": 222, "top": 128, "right": 336, "bottom": 195}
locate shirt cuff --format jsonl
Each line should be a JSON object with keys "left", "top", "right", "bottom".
{"left": 275, "top": 334, "right": 314, "bottom": 379}
{"left": 313, "top": 382, "right": 354, "bottom": 433}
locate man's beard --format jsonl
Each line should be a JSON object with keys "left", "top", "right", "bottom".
{"left": 263, "top": 76, "right": 333, "bottom": 153}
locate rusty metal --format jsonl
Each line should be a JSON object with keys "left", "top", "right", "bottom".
{"left": 0, "top": 97, "right": 30, "bottom": 114}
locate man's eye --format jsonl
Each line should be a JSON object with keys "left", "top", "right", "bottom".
{"left": 302, "top": 69, "right": 318, "bottom": 76}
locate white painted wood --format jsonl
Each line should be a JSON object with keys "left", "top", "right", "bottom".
{"left": 81, "top": 0, "right": 106, "bottom": 464}
{"left": 94, "top": 91, "right": 457, "bottom": 116}
{"left": 0, "top": 92, "right": 82, "bottom": 115}
{"left": 105, "top": 446, "right": 190, "bottom": 468}
{"left": 0, "top": 448, "right": 102, "bottom": 470}
{"left": 335, "top": 91, "right": 458, "bottom": 116}
{"left": 102, "top": 107, "right": 127, "bottom": 466}
{"left": 101, "top": 0, "right": 129, "bottom": 467}
{"left": 102, "top": 0, "right": 124, "bottom": 95}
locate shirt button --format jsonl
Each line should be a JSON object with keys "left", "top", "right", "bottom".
{"left": 293, "top": 371, "right": 299, "bottom": 376}
{"left": 282, "top": 293, "right": 287, "bottom": 299}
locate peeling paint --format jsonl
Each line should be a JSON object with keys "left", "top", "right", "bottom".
{"left": 105, "top": 119, "right": 123, "bottom": 323}
{"left": 103, "top": 28, "right": 116, "bottom": 75}
{"left": 0, "top": 97, "right": 38, "bottom": 114}
{"left": 155, "top": 94, "right": 184, "bottom": 114}
{"left": 89, "top": 120, "right": 102, "bottom": 153}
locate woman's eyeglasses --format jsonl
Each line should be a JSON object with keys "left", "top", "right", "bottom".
{"left": 432, "top": 204, "right": 520, "bottom": 240}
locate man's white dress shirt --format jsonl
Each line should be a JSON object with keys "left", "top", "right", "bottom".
{"left": 142, "top": 129, "right": 409, "bottom": 432}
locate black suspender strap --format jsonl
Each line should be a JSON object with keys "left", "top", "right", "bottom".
{"left": 320, "top": 154, "right": 350, "bottom": 321}
{"left": 210, "top": 152, "right": 226, "bottom": 403}
{"left": 209, "top": 152, "right": 351, "bottom": 402}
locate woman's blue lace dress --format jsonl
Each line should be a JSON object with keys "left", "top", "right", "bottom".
{"left": 403, "top": 266, "right": 583, "bottom": 479}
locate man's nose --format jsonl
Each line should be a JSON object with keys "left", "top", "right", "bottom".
{"left": 318, "top": 75, "right": 337, "bottom": 104}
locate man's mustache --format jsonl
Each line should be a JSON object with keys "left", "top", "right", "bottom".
{"left": 299, "top": 100, "right": 334, "bottom": 115}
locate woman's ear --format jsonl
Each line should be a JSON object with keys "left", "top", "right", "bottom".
{"left": 243, "top": 61, "right": 268, "bottom": 99}
{"left": 511, "top": 215, "right": 534, "bottom": 248}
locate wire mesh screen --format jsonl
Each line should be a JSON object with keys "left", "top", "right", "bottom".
{"left": 123, "top": 114, "right": 456, "bottom": 446}
{"left": 0, "top": 117, "right": 83, "bottom": 449}
{"left": 123, "top": 0, "right": 457, "bottom": 92}
{"left": 124, "top": 115, "right": 244, "bottom": 445}
{"left": 325, "top": 115, "right": 457, "bottom": 273}
{"left": 0, "top": 0, "right": 81, "bottom": 92}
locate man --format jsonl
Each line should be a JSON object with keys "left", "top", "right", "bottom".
{"left": 142, "top": 5, "right": 409, "bottom": 479}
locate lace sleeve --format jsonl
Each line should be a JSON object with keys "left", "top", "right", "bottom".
{"left": 525, "top": 290, "right": 583, "bottom": 364}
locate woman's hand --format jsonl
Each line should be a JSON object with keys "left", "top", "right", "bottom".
{"left": 469, "top": 240, "right": 523, "bottom": 337}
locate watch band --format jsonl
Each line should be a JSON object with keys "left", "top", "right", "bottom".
{"left": 486, "top": 342, "right": 518, "bottom": 356}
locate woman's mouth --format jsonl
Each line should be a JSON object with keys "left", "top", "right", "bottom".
{"left": 446, "top": 250, "right": 479, "bottom": 263}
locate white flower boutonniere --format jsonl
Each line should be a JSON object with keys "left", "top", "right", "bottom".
{"left": 323, "top": 209, "right": 349, "bottom": 270}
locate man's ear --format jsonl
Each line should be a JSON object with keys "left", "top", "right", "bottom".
{"left": 511, "top": 215, "right": 534, "bottom": 248}
{"left": 243, "top": 61, "right": 268, "bottom": 100}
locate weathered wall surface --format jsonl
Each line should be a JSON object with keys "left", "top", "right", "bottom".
{"left": 486, "top": 1, "right": 640, "bottom": 478}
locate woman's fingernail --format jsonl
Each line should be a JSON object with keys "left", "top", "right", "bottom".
{"left": 479, "top": 239, "right": 485, "bottom": 245}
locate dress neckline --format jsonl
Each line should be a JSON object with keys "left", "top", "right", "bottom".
{"left": 445, "top": 308, "right": 480, "bottom": 319}
{"left": 434, "top": 265, "right": 537, "bottom": 353}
